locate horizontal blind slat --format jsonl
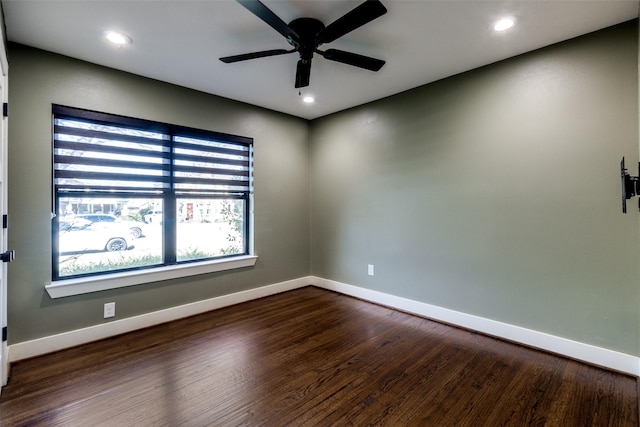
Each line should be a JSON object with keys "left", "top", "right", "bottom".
{"left": 172, "top": 165, "right": 249, "bottom": 178}
{"left": 173, "top": 141, "right": 250, "bottom": 157}
{"left": 54, "top": 155, "right": 171, "bottom": 172}
{"left": 54, "top": 139, "right": 171, "bottom": 161}
{"left": 56, "top": 186, "right": 167, "bottom": 194}
{"left": 54, "top": 124, "right": 170, "bottom": 148}
{"left": 55, "top": 170, "right": 171, "bottom": 184}
{"left": 173, "top": 176, "right": 250, "bottom": 187}
{"left": 172, "top": 152, "right": 249, "bottom": 168}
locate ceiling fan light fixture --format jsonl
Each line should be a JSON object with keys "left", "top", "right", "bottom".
{"left": 105, "top": 30, "right": 132, "bottom": 46}
{"left": 493, "top": 17, "right": 516, "bottom": 32}
{"left": 302, "top": 95, "right": 316, "bottom": 104}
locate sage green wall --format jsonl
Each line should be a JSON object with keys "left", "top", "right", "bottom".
{"left": 7, "top": 44, "right": 310, "bottom": 344}
{"left": 310, "top": 21, "right": 640, "bottom": 355}
{"left": 7, "top": 21, "right": 640, "bottom": 356}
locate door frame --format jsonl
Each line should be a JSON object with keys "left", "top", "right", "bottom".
{"left": 0, "top": 12, "right": 10, "bottom": 389}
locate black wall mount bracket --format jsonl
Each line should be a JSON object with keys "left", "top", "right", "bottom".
{"left": 621, "top": 157, "right": 639, "bottom": 213}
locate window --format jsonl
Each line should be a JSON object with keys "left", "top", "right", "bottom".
{"left": 52, "top": 105, "right": 253, "bottom": 280}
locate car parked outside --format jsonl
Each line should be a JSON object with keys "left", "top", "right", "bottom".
{"left": 59, "top": 218, "right": 133, "bottom": 253}
{"left": 76, "top": 214, "right": 145, "bottom": 238}
{"left": 143, "top": 210, "right": 162, "bottom": 224}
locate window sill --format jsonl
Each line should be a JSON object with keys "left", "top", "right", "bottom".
{"left": 45, "top": 255, "right": 258, "bottom": 298}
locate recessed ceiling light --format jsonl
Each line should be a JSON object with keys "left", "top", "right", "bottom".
{"left": 493, "top": 17, "right": 516, "bottom": 32}
{"left": 105, "top": 31, "right": 132, "bottom": 46}
{"left": 302, "top": 95, "right": 316, "bottom": 104}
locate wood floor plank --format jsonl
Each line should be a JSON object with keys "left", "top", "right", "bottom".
{"left": 0, "top": 286, "right": 636, "bottom": 426}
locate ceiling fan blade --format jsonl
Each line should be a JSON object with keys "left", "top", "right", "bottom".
{"left": 317, "top": 0, "right": 387, "bottom": 45}
{"left": 220, "top": 49, "right": 295, "bottom": 63}
{"left": 319, "top": 49, "right": 385, "bottom": 71}
{"left": 237, "top": 0, "right": 299, "bottom": 45}
{"left": 295, "top": 59, "right": 312, "bottom": 88}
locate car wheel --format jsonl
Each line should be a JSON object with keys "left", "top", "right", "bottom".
{"left": 130, "top": 227, "right": 142, "bottom": 239}
{"left": 106, "top": 237, "right": 127, "bottom": 252}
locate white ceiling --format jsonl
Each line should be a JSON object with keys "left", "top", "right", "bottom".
{"left": 2, "top": 0, "right": 638, "bottom": 120}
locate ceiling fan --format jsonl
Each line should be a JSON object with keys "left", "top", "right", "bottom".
{"left": 220, "top": 0, "right": 388, "bottom": 88}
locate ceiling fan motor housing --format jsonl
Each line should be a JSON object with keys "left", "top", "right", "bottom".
{"left": 289, "top": 17, "right": 325, "bottom": 60}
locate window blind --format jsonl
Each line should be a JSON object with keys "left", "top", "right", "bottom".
{"left": 52, "top": 105, "right": 252, "bottom": 197}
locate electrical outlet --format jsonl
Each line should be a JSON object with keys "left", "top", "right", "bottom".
{"left": 368, "top": 264, "right": 375, "bottom": 276}
{"left": 104, "top": 302, "right": 116, "bottom": 319}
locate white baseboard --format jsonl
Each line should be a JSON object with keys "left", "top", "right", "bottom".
{"left": 310, "top": 276, "right": 640, "bottom": 377}
{"left": 8, "top": 276, "right": 311, "bottom": 362}
{"left": 10, "top": 275, "right": 640, "bottom": 376}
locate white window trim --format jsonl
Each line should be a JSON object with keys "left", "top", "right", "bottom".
{"left": 45, "top": 255, "right": 258, "bottom": 298}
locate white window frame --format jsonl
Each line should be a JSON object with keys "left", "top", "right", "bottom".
{"left": 45, "top": 254, "right": 258, "bottom": 298}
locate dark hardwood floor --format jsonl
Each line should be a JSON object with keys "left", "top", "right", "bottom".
{"left": 0, "top": 286, "right": 637, "bottom": 426}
